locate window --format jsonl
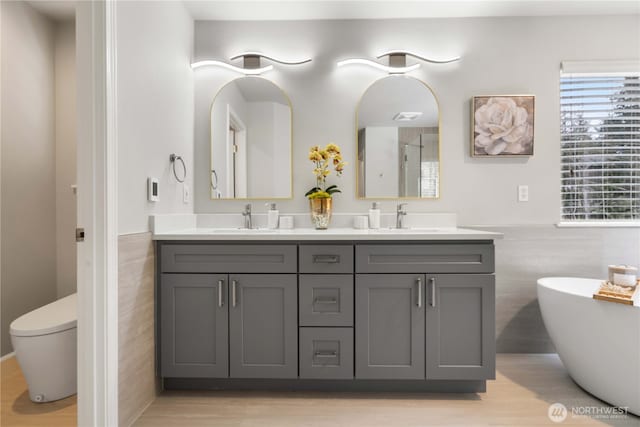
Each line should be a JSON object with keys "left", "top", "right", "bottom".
{"left": 560, "top": 60, "right": 640, "bottom": 222}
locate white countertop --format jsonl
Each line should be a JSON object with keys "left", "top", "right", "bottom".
{"left": 152, "top": 227, "right": 502, "bottom": 241}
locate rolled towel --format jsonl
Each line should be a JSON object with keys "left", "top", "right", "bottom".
{"left": 608, "top": 265, "right": 638, "bottom": 287}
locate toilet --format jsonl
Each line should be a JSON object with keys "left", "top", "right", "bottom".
{"left": 9, "top": 293, "right": 77, "bottom": 403}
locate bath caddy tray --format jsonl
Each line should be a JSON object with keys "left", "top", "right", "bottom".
{"left": 593, "top": 280, "right": 639, "bottom": 306}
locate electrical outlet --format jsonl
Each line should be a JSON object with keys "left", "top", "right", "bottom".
{"left": 183, "top": 184, "right": 190, "bottom": 204}
{"left": 518, "top": 185, "right": 529, "bottom": 202}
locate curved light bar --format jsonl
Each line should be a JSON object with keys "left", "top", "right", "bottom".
{"left": 190, "top": 60, "right": 274, "bottom": 75}
{"left": 377, "top": 50, "right": 461, "bottom": 64}
{"left": 336, "top": 58, "right": 420, "bottom": 74}
{"left": 229, "top": 52, "right": 312, "bottom": 65}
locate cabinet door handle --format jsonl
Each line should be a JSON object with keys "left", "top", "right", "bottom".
{"left": 217, "top": 279, "right": 224, "bottom": 307}
{"left": 314, "top": 351, "right": 338, "bottom": 358}
{"left": 232, "top": 280, "right": 237, "bottom": 307}
{"left": 313, "top": 255, "right": 339, "bottom": 264}
{"left": 430, "top": 277, "right": 436, "bottom": 307}
{"left": 416, "top": 277, "right": 422, "bottom": 308}
{"left": 314, "top": 297, "right": 338, "bottom": 304}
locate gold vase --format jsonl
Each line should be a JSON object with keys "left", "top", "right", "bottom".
{"left": 309, "top": 198, "right": 332, "bottom": 229}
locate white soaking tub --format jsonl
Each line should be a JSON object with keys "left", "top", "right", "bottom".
{"left": 537, "top": 277, "right": 640, "bottom": 416}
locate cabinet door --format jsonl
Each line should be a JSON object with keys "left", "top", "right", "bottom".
{"left": 161, "top": 274, "right": 228, "bottom": 378}
{"left": 229, "top": 274, "right": 298, "bottom": 378}
{"left": 425, "top": 274, "right": 495, "bottom": 380}
{"left": 355, "top": 274, "right": 425, "bottom": 379}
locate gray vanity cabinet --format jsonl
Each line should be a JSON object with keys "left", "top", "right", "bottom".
{"left": 355, "top": 274, "right": 425, "bottom": 379}
{"left": 425, "top": 274, "right": 495, "bottom": 380}
{"left": 160, "top": 274, "right": 229, "bottom": 378}
{"left": 157, "top": 240, "right": 496, "bottom": 390}
{"left": 229, "top": 274, "right": 298, "bottom": 378}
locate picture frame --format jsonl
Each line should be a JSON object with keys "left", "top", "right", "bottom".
{"left": 471, "top": 95, "right": 535, "bottom": 157}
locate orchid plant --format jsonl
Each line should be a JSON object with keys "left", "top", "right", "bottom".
{"left": 305, "top": 143, "right": 347, "bottom": 199}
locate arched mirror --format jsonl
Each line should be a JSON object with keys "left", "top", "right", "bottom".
{"left": 210, "top": 77, "right": 292, "bottom": 199}
{"left": 356, "top": 76, "right": 440, "bottom": 199}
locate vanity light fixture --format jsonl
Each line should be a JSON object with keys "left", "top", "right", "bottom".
{"left": 190, "top": 60, "right": 273, "bottom": 75}
{"left": 337, "top": 49, "right": 461, "bottom": 74}
{"left": 191, "top": 52, "right": 312, "bottom": 75}
{"left": 376, "top": 50, "right": 461, "bottom": 64}
{"left": 337, "top": 58, "right": 420, "bottom": 74}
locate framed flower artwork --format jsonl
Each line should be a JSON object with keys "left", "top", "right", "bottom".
{"left": 472, "top": 95, "right": 535, "bottom": 156}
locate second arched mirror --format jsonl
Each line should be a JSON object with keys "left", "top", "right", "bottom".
{"left": 356, "top": 75, "right": 440, "bottom": 199}
{"left": 210, "top": 77, "right": 292, "bottom": 199}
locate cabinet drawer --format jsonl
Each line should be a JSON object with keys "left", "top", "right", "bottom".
{"left": 299, "top": 275, "right": 353, "bottom": 327}
{"left": 161, "top": 244, "right": 297, "bottom": 273}
{"left": 299, "top": 245, "right": 353, "bottom": 274}
{"left": 356, "top": 243, "right": 494, "bottom": 274}
{"left": 299, "top": 327, "right": 354, "bottom": 379}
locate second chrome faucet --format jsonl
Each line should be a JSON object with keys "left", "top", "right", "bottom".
{"left": 396, "top": 203, "right": 408, "bottom": 229}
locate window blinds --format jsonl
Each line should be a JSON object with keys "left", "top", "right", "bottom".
{"left": 560, "top": 60, "right": 640, "bottom": 221}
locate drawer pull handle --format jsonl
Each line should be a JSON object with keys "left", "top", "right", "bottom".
{"left": 314, "top": 297, "right": 338, "bottom": 304}
{"left": 430, "top": 277, "right": 436, "bottom": 307}
{"left": 314, "top": 351, "right": 338, "bottom": 358}
{"left": 416, "top": 277, "right": 422, "bottom": 308}
{"left": 232, "top": 280, "right": 237, "bottom": 307}
{"left": 217, "top": 280, "right": 224, "bottom": 307}
{"left": 313, "top": 255, "right": 339, "bottom": 264}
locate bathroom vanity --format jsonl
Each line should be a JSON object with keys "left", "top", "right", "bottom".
{"left": 154, "top": 227, "right": 499, "bottom": 393}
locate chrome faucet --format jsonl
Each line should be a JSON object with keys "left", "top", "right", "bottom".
{"left": 242, "top": 204, "right": 252, "bottom": 229}
{"left": 396, "top": 203, "right": 408, "bottom": 229}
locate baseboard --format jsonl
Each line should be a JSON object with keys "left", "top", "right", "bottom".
{"left": 163, "top": 378, "right": 487, "bottom": 393}
{"left": 0, "top": 352, "right": 15, "bottom": 362}
{"left": 125, "top": 396, "right": 156, "bottom": 427}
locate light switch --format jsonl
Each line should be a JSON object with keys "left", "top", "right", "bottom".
{"left": 147, "top": 177, "right": 159, "bottom": 202}
{"left": 518, "top": 185, "right": 529, "bottom": 202}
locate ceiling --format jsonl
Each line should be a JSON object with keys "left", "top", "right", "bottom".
{"left": 22, "top": 1, "right": 640, "bottom": 22}
{"left": 184, "top": 0, "right": 640, "bottom": 21}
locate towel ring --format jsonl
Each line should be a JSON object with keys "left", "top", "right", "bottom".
{"left": 169, "top": 154, "right": 186, "bottom": 183}
{"left": 211, "top": 169, "right": 218, "bottom": 190}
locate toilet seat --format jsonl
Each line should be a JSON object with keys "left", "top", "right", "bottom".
{"left": 10, "top": 293, "right": 77, "bottom": 337}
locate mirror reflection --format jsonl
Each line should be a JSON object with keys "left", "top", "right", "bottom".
{"left": 357, "top": 76, "right": 440, "bottom": 199}
{"left": 210, "top": 77, "right": 292, "bottom": 199}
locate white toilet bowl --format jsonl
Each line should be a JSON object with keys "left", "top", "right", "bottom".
{"left": 10, "top": 293, "right": 77, "bottom": 403}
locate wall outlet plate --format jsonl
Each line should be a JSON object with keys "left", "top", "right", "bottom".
{"left": 148, "top": 177, "right": 159, "bottom": 202}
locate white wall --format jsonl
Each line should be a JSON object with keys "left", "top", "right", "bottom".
{"left": 55, "top": 20, "right": 77, "bottom": 298}
{"left": 117, "top": 1, "right": 194, "bottom": 234}
{"left": 1, "top": 1, "right": 57, "bottom": 355}
{"left": 272, "top": 102, "right": 291, "bottom": 198}
{"left": 193, "top": 15, "right": 640, "bottom": 225}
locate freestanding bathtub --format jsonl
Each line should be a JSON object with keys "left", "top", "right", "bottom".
{"left": 537, "top": 277, "right": 640, "bottom": 416}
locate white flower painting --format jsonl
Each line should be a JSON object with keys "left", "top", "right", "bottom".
{"left": 472, "top": 95, "right": 535, "bottom": 156}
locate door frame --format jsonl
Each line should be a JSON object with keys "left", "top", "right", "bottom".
{"left": 76, "top": 1, "right": 118, "bottom": 425}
